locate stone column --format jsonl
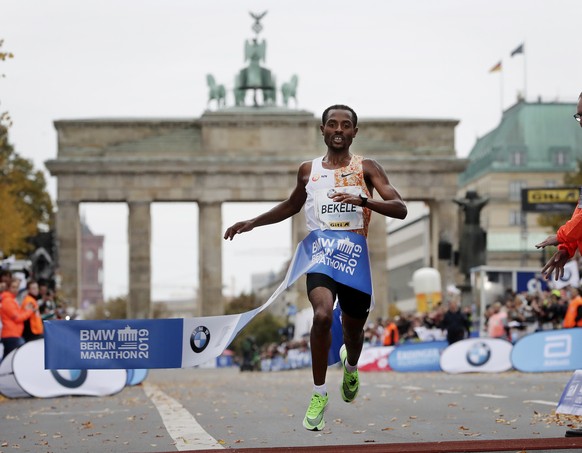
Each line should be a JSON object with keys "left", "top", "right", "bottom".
{"left": 291, "top": 209, "right": 310, "bottom": 310}
{"left": 198, "top": 201, "right": 223, "bottom": 316}
{"left": 128, "top": 201, "right": 151, "bottom": 318}
{"left": 56, "top": 200, "right": 81, "bottom": 308}
{"left": 368, "top": 215, "right": 388, "bottom": 320}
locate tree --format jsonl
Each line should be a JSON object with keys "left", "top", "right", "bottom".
{"left": 0, "top": 39, "right": 54, "bottom": 258}
{"left": 0, "top": 40, "right": 14, "bottom": 128}
{"left": 225, "top": 292, "right": 285, "bottom": 355}
{"left": 537, "top": 160, "right": 582, "bottom": 231}
{"left": 85, "top": 295, "right": 170, "bottom": 320}
{"left": 0, "top": 126, "right": 55, "bottom": 257}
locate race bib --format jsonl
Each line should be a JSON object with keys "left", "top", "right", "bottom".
{"left": 314, "top": 187, "right": 364, "bottom": 230}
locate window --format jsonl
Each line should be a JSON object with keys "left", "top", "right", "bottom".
{"left": 551, "top": 147, "right": 571, "bottom": 167}
{"left": 510, "top": 151, "right": 527, "bottom": 166}
{"left": 545, "top": 180, "right": 557, "bottom": 188}
{"left": 509, "top": 210, "right": 525, "bottom": 226}
{"left": 509, "top": 180, "right": 526, "bottom": 201}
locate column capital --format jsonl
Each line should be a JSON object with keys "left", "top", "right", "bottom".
{"left": 127, "top": 200, "right": 152, "bottom": 206}
{"left": 197, "top": 200, "right": 223, "bottom": 207}
{"left": 57, "top": 199, "right": 80, "bottom": 207}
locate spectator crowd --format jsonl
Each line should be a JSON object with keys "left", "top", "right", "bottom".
{"left": 0, "top": 268, "right": 63, "bottom": 361}
{"left": 254, "top": 284, "right": 582, "bottom": 372}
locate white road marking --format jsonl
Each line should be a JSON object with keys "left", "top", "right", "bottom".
{"left": 375, "top": 384, "right": 394, "bottom": 389}
{"left": 402, "top": 386, "right": 423, "bottom": 391}
{"left": 435, "top": 389, "right": 460, "bottom": 394}
{"left": 143, "top": 382, "right": 224, "bottom": 450}
{"left": 523, "top": 400, "right": 558, "bottom": 407}
{"left": 475, "top": 393, "right": 508, "bottom": 399}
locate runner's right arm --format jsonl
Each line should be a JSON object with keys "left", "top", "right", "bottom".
{"left": 223, "top": 162, "right": 310, "bottom": 240}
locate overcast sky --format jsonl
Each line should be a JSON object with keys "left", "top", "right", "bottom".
{"left": 1, "top": 0, "right": 581, "bottom": 301}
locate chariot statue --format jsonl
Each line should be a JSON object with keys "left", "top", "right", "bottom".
{"left": 233, "top": 11, "right": 277, "bottom": 107}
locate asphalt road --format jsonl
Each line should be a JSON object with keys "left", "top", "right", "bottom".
{"left": 1, "top": 366, "right": 582, "bottom": 452}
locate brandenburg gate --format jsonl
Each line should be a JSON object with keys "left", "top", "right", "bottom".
{"left": 45, "top": 13, "right": 467, "bottom": 319}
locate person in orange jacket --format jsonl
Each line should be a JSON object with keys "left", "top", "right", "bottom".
{"left": 381, "top": 318, "right": 399, "bottom": 346}
{"left": 536, "top": 92, "right": 582, "bottom": 281}
{"left": 21, "top": 280, "right": 44, "bottom": 342}
{"left": 0, "top": 278, "right": 34, "bottom": 360}
{"left": 536, "top": 92, "right": 582, "bottom": 438}
{"left": 562, "top": 287, "right": 582, "bottom": 328}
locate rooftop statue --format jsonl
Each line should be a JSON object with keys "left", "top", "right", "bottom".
{"left": 234, "top": 11, "right": 277, "bottom": 107}
{"left": 206, "top": 74, "right": 226, "bottom": 109}
{"left": 281, "top": 74, "right": 298, "bottom": 107}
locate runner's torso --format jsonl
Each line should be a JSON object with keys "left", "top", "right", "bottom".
{"left": 305, "top": 155, "right": 371, "bottom": 236}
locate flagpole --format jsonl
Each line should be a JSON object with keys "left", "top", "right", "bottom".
{"left": 500, "top": 69, "right": 504, "bottom": 113}
{"left": 523, "top": 43, "right": 527, "bottom": 101}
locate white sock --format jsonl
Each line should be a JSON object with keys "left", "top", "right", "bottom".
{"left": 313, "top": 383, "right": 327, "bottom": 396}
{"left": 344, "top": 358, "right": 358, "bottom": 373}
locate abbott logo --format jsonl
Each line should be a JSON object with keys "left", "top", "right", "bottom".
{"left": 544, "top": 334, "right": 571, "bottom": 358}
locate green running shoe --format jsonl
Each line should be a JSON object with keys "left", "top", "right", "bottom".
{"left": 302, "top": 392, "right": 329, "bottom": 431}
{"left": 339, "top": 344, "right": 359, "bottom": 403}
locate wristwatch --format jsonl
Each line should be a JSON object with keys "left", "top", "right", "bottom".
{"left": 359, "top": 193, "right": 368, "bottom": 208}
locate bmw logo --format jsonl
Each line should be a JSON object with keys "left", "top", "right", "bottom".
{"left": 51, "top": 369, "right": 88, "bottom": 388}
{"left": 190, "top": 326, "right": 210, "bottom": 353}
{"left": 466, "top": 342, "right": 491, "bottom": 367}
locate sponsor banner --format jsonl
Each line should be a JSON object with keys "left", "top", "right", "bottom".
{"left": 548, "top": 260, "right": 580, "bottom": 290}
{"left": 521, "top": 187, "right": 579, "bottom": 213}
{"left": 516, "top": 271, "right": 549, "bottom": 293}
{"left": 388, "top": 341, "right": 448, "bottom": 372}
{"left": 0, "top": 340, "right": 127, "bottom": 398}
{"left": 556, "top": 370, "right": 582, "bottom": 415}
{"left": 45, "top": 231, "right": 368, "bottom": 370}
{"left": 440, "top": 338, "right": 513, "bottom": 374}
{"left": 300, "top": 230, "right": 372, "bottom": 296}
{"left": 46, "top": 318, "right": 184, "bottom": 369}
{"left": 0, "top": 348, "right": 30, "bottom": 398}
{"left": 512, "top": 329, "right": 582, "bottom": 372}
{"left": 358, "top": 346, "right": 394, "bottom": 372}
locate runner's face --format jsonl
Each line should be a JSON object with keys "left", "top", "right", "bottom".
{"left": 320, "top": 109, "right": 358, "bottom": 151}
{"left": 578, "top": 97, "right": 582, "bottom": 128}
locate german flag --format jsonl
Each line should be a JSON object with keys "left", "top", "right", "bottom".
{"left": 489, "top": 61, "right": 502, "bottom": 73}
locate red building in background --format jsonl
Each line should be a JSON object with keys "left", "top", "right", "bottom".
{"left": 81, "top": 221, "right": 104, "bottom": 309}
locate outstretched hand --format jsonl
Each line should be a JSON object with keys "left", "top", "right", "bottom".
{"left": 541, "top": 249, "right": 570, "bottom": 281}
{"left": 535, "top": 235, "right": 559, "bottom": 249}
{"left": 223, "top": 220, "right": 255, "bottom": 240}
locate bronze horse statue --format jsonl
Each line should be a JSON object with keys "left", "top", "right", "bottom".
{"left": 206, "top": 74, "right": 226, "bottom": 109}
{"left": 281, "top": 74, "right": 298, "bottom": 107}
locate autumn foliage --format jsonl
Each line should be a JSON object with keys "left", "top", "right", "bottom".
{"left": 0, "top": 122, "right": 54, "bottom": 258}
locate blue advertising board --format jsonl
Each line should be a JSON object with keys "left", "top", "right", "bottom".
{"left": 516, "top": 271, "right": 548, "bottom": 293}
{"left": 512, "top": 328, "right": 582, "bottom": 372}
{"left": 388, "top": 341, "right": 448, "bottom": 372}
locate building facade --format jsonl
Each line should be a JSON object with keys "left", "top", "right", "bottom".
{"left": 458, "top": 100, "right": 582, "bottom": 270}
{"left": 80, "top": 221, "right": 104, "bottom": 308}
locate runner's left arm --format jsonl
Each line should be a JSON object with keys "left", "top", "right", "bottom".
{"left": 362, "top": 158, "right": 407, "bottom": 220}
